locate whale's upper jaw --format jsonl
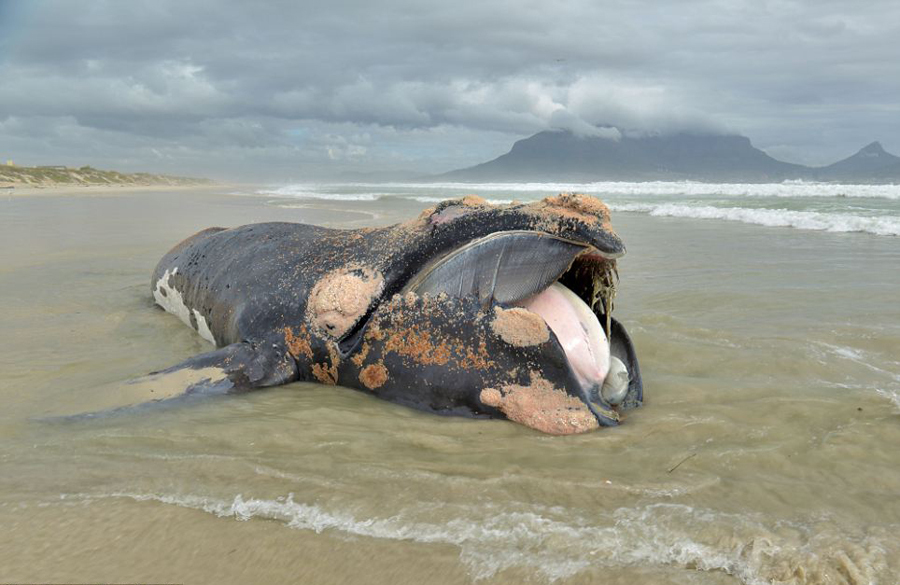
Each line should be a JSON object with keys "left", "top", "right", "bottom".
{"left": 407, "top": 193, "right": 624, "bottom": 322}
{"left": 333, "top": 193, "right": 624, "bottom": 349}
{"left": 400, "top": 231, "right": 620, "bottom": 320}
{"left": 385, "top": 192, "right": 625, "bottom": 307}
{"left": 423, "top": 192, "right": 625, "bottom": 259}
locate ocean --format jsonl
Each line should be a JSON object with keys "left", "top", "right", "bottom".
{"left": 1, "top": 182, "right": 898, "bottom": 584}
{"left": 259, "top": 180, "right": 900, "bottom": 237}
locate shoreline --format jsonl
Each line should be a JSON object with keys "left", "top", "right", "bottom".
{"left": 0, "top": 183, "right": 249, "bottom": 198}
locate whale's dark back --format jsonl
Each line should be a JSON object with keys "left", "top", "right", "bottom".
{"left": 152, "top": 222, "right": 342, "bottom": 346}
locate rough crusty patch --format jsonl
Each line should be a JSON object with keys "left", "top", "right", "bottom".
{"left": 312, "top": 363, "right": 337, "bottom": 385}
{"left": 430, "top": 205, "right": 470, "bottom": 225}
{"left": 545, "top": 193, "right": 611, "bottom": 220}
{"left": 351, "top": 342, "right": 371, "bottom": 367}
{"left": 308, "top": 266, "right": 384, "bottom": 338}
{"left": 359, "top": 363, "right": 389, "bottom": 390}
{"left": 461, "top": 194, "right": 489, "bottom": 206}
{"left": 428, "top": 195, "right": 494, "bottom": 225}
{"left": 383, "top": 325, "right": 452, "bottom": 366}
{"left": 490, "top": 306, "right": 549, "bottom": 347}
{"left": 312, "top": 344, "right": 340, "bottom": 385}
{"left": 528, "top": 192, "right": 615, "bottom": 233}
{"left": 479, "top": 372, "right": 601, "bottom": 435}
{"left": 372, "top": 293, "right": 495, "bottom": 371}
{"left": 283, "top": 325, "right": 313, "bottom": 359}
{"left": 479, "top": 387, "right": 503, "bottom": 407}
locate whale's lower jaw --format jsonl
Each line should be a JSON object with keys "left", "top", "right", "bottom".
{"left": 398, "top": 229, "right": 640, "bottom": 420}
{"left": 325, "top": 232, "right": 640, "bottom": 433}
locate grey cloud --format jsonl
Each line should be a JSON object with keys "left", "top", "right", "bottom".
{"left": 1, "top": 0, "right": 899, "bottom": 177}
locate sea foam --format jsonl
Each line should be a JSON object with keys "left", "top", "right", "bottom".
{"left": 358, "top": 180, "right": 900, "bottom": 200}
{"left": 609, "top": 203, "right": 900, "bottom": 236}
{"left": 254, "top": 181, "right": 900, "bottom": 237}
{"left": 257, "top": 185, "right": 385, "bottom": 201}
{"left": 75, "top": 491, "right": 896, "bottom": 584}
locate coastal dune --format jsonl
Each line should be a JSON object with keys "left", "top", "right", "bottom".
{"left": 0, "top": 163, "right": 213, "bottom": 193}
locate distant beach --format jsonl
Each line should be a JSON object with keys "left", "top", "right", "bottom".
{"left": 1, "top": 183, "right": 231, "bottom": 198}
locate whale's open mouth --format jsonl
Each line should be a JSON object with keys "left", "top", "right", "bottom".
{"left": 397, "top": 230, "right": 642, "bottom": 415}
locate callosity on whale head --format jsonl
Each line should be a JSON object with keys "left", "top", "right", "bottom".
{"left": 146, "top": 193, "right": 643, "bottom": 435}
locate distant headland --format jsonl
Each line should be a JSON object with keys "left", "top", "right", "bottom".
{"left": 0, "top": 161, "right": 212, "bottom": 189}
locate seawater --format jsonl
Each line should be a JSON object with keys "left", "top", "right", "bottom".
{"left": 259, "top": 180, "right": 900, "bottom": 237}
{"left": 1, "top": 186, "right": 898, "bottom": 585}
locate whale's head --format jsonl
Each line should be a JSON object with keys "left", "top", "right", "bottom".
{"left": 297, "top": 193, "right": 643, "bottom": 435}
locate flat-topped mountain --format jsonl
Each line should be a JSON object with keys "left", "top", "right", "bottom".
{"left": 441, "top": 130, "right": 900, "bottom": 183}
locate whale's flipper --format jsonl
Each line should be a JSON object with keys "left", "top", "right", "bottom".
{"left": 147, "top": 339, "right": 299, "bottom": 397}
{"left": 50, "top": 341, "right": 299, "bottom": 420}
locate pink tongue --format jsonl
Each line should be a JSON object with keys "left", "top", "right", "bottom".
{"left": 518, "top": 283, "right": 611, "bottom": 392}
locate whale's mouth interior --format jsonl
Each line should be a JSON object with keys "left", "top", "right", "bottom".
{"left": 402, "top": 231, "right": 620, "bottom": 307}
{"left": 399, "top": 231, "right": 629, "bottom": 407}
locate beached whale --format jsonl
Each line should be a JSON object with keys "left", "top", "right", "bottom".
{"left": 147, "top": 194, "right": 643, "bottom": 434}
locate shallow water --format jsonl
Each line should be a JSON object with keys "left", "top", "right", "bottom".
{"left": 1, "top": 188, "right": 899, "bottom": 584}
{"left": 260, "top": 180, "right": 900, "bottom": 236}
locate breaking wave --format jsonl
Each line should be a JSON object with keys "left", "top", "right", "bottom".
{"left": 254, "top": 181, "right": 900, "bottom": 237}
{"left": 609, "top": 203, "right": 900, "bottom": 236}
{"left": 363, "top": 180, "right": 900, "bottom": 200}
{"left": 75, "top": 491, "right": 895, "bottom": 584}
{"left": 257, "top": 185, "right": 385, "bottom": 201}
{"left": 259, "top": 181, "right": 900, "bottom": 202}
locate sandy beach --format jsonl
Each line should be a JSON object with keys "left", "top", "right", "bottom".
{"left": 1, "top": 185, "right": 899, "bottom": 584}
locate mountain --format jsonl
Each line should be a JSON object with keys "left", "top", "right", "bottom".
{"left": 814, "top": 142, "right": 900, "bottom": 182}
{"left": 440, "top": 130, "right": 900, "bottom": 183}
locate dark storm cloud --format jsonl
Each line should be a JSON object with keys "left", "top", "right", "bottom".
{"left": 1, "top": 0, "right": 899, "bottom": 178}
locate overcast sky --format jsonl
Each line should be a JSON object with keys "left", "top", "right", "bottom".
{"left": 1, "top": 0, "right": 899, "bottom": 181}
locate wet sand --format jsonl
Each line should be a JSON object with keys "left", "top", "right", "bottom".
{"left": 1, "top": 188, "right": 899, "bottom": 584}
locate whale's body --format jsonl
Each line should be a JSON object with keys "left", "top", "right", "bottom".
{"left": 148, "top": 194, "right": 643, "bottom": 434}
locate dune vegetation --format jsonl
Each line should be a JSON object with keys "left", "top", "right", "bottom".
{"left": 0, "top": 163, "right": 211, "bottom": 188}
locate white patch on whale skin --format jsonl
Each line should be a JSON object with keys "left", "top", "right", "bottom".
{"left": 153, "top": 267, "right": 216, "bottom": 345}
{"left": 193, "top": 309, "right": 216, "bottom": 344}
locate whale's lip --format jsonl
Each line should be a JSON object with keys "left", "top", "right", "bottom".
{"left": 420, "top": 193, "right": 626, "bottom": 260}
